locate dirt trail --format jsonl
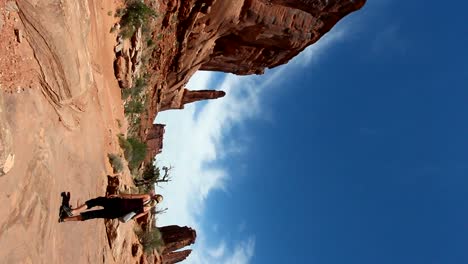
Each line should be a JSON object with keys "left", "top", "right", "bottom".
{"left": 0, "top": 0, "right": 128, "bottom": 263}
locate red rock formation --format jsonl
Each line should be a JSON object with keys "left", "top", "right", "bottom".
{"left": 162, "top": 250, "right": 192, "bottom": 264}
{"left": 140, "top": 0, "right": 366, "bottom": 137}
{"left": 159, "top": 225, "right": 197, "bottom": 254}
{"left": 140, "top": 249, "right": 163, "bottom": 264}
{"left": 158, "top": 225, "right": 196, "bottom": 263}
{"left": 182, "top": 90, "right": 225, "bottom": 106}
{"left": 143, "top": 124, "right": 165, "bottom": 164}
{"left": 159, "top": 89, "right": 226, "bottom": 111}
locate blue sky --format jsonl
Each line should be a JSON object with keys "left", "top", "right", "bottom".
{"left": 156, "top": 1, "right": 468, "bottom": 263}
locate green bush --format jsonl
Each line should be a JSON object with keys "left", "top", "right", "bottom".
{"left": 118, "top": 134, "right": 133, "bottom": 160}
{"left": 136, "top": 227, "right": 165, "bottom": 253}
{"left": 121, "top": 88, "right": 132, "bottom": 100}
{"left": 118, "top": 135, "right": 147, "bottom": 171}
{"left": 142, "top": 162, "right": 160, "bottom": 180}
{"left": 119, "top": 1, "right": 157, "bottom": 39}
{"left": 127, "top": 137, "right": 147, "bottom": 170}
{"left": 133, "top": 77, "right": 146, "bottom": 93}
{"left": 121, "top": 77, "right": 146, "bottom": 100}
{"left": 134, "top": 163, "right": 160, "bottom": 192}
{"left": 146, "top": 38, "right": 154, "bottom": 47}
{"left": 108, "top": 153, "right": 123, "bottom": 173}
{"left": 124, "top": 100, "right": 144, "bottom": 114}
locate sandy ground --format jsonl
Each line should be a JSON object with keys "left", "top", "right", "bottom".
{"left": 0, "top": 0, "right": 135, "bottom": 263}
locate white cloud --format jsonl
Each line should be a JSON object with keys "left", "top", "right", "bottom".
{"left": 154, "top": 27, "right": 347, "bottom": 264}
{"left": 208, "top": 241, "right": 226, "bottom": 259}
{"left": 224, "top": 238, "right": 256, "bottom": 264}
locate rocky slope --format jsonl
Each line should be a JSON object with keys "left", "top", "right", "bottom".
{"left": 0, "top": 0, "right": 142, "bottom": 263}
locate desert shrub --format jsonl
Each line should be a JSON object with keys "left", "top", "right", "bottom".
{"left": 119, "top": 1, "right": 157, "bottom": 39}
{"left": 127, "top": 137, "right": 147, "bottom": 170}
{"left": 124, "top": 100, "right": 144, "bottom": 114}
{"left": 121, "top": 88, "right": 132, "bottom": 100}
{"left": 137, "top": 183, "right": 153, "bottom": 194}
{"left": 121, "top": 77, "right": 146, "bottom": 100}
{"left": 108, "top": 153, "right": 123, "bottom": 173}
{"left": 133, "top": 77, "right": 146, "bottom": 93}
{"left": 136, "top": 227, "right": 165, "bottom": 253}
{"left": 146, "top": 38, "right": 154, "bottom": 47}
{"left": 142, "top": 162, "right": 160, "bottom": 180}
{"left": 134, "top": 163, "right": 160, "bottom": 193}
{"left": 118, "top": 135, "right": 147, "bottom": 171}
{"left": 118, "top": 134, "right": 133, "bottom": 159}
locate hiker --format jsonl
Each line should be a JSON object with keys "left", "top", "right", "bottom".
{"left": 59, "top": 193, "right": 163, "bottom": 222}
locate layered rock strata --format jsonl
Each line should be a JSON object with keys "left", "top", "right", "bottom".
{"left": 158, "top": 225, "right": 197, "bottom": 263}
{"left": 140, "top": 0, "right": 366, "bottom": 138}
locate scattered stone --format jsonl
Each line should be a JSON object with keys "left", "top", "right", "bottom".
{"left": 0, "top": 154, "right": 15, "bottom": 176}
{"left": 114, "top": 55, "right": 133, "bottom": 89}
{"left": 14, "top": 29, "right": 22, "bottom": 43}
{"left": 114, "top": 43, "right": 123, "bottom": 53}
{"left": 114, "top": 26, "right": 144, "bottom": 88}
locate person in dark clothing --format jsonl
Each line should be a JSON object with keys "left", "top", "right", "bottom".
{"left": 60, "top": 193, "right": 163, "bottom": 222}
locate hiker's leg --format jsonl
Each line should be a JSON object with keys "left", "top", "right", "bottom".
{"left": 62, "top": 215, "right": 83, "bottom": 222}
{"left": 70, "top": 204, "right": 88, "bottom": 215}
{"left": 80, "top": 209, "right": 115, "bottom": 221}
{"left": 70, "top": 197, "right": 108, "bottom": 215}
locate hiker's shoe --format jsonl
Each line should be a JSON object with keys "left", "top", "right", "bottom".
{"left": 60, "top": 205, "right": 73, "bottom": 217}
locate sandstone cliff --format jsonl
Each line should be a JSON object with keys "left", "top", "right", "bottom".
{"left": 139, "top": 0, "right": 365, "bottom": 138}
{"left": 138, "top": 225, "right": 196, "bottom": 264}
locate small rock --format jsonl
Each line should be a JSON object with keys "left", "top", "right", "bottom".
{"left": 14, "top": 29, "right": 22, "bottom": 43}
{"left": 0, "top": 154, "right": 15, "bottom": 176}
{"left": 114, "top": 43, "right": 123, "bottom": 53}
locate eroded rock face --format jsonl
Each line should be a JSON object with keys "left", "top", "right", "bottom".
{"left": 114, "top": 29, "right": 144, "bottom": 89}
{"left": 143, "top": 124, "right": 166, "bottom": 164}
{"left": 159, "top": 225, "right": 196, "bottom": 254}
{"left": 174, "top": 0, "right": 365, "bottom": 79}
{"left": 16, "top": 0, "right": 93, "bottom": 105}
{"left": 115, "top": 55, "right": 133, "bottom": 89}
{"left": 141, "top": 226, "right": 195, "bottom": 264}
{"left": 142, "top": 0, "right": 366, "bottom": 136}
{"left": 162, "top": 249, "right": 192, "bottom": 264}
{"left": 159, "top": 89, "right": 226, "bottom": 111}
{"left": 140, "top": 249, "right": 162, "bottom": 264}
